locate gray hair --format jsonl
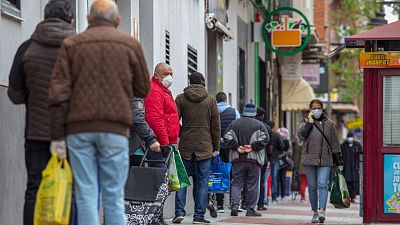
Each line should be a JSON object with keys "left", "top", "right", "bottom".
{"left": 89, "top": 0, "right": 119, "bottom": 22}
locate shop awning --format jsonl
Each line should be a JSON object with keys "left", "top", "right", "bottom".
{"left": 282, "top": 78, "right": 316, "bottom": 111}
{"left": 345, "top": 20, "right": 400, "bottom": 48}
{"left": 330, "top": 102, "right": 360, "bottom": 113}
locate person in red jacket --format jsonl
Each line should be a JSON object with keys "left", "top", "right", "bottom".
{"left": 144, "top": 62, "right": 180, "bottom": 225}
{"left": 145, "top": 62, "right": 180, "bottom": 146}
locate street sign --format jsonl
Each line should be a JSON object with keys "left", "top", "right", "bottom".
{"left": 360, "top": 52, "right": 400, "bottom": 68}
{"left": 262, "top": 7, "right": 311, "bottom": 56}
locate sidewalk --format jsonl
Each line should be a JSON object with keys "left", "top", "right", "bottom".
{"left": 165, "top": 197, "right": 363, "bottom": 225}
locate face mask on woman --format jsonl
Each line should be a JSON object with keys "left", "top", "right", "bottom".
{"left": 311, "top": 109, "right": 323, "bottom": 119}
{"left": 161, "top": 75, "right": 173, "bottom": 88}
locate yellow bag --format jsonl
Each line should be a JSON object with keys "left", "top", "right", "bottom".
{"left": 34, "top": 154, "right": 73, "bottom": 225}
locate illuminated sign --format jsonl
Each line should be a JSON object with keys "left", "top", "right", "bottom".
{"left": 360, "top": 52, "right": 400, "bottom": 68}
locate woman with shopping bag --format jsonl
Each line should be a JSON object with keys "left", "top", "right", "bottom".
{"left": 297, "top": 99, "right": 343, "bottom": 223}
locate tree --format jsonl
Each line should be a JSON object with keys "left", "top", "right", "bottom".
{"left": 329, "top": 0, "right": 379, "bottom": 109}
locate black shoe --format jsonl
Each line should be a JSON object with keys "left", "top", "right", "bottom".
{"left": 207, "top": 203, "right": 217, "bottom": 218}
{"left": 193, "top": 218, "right": 211, "bottom": 224}
{"left": 246, "top": 209, "right": 262, "bottom": 217}
{"left": 217, "top": 205, "right": 225, "bottom": 213}
{"left": 257, "top": 205, "right": 267, "bottom": 211}
{"left": 172, "top": 215, "right": 184, "bottom": 224}
{"left": 231, "top": 206, "right": 239, "bottom": 216}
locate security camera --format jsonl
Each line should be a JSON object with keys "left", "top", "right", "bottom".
{"left": 215, "top": 21, "right": 233, "bottom": 41}
{"left": 206, "top": 13, "right": 216, "bottom": 30}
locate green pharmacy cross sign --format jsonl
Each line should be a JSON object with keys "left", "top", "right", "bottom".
{"left": 262, "top": 7, "right": 311, "bottom": 56}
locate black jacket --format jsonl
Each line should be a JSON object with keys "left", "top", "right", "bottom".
{"left": 270, "top": 131, "right": 285, "bottom": 161}
{"left": 129, "top": 97, "right": 157, "bottom": 156}
{"left": 341, "top": 140, "right": 362, "bottom": 182}
{"left": 8, "top": 18, "right": 75, "bottom": 141}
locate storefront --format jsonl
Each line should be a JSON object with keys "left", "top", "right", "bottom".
{"left": 345, "top": 20, "right": 400, "bottom": 223}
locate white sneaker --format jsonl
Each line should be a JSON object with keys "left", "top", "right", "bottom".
{"left": 311, "top": 211, "right": 319, "bottom": 223}
{"left": 318, "top": 210, "right": 325, "bottom": 223}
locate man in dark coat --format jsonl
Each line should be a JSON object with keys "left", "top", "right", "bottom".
{"left": 173, "top": 72, "right": 220, "bottom": 224}
{"left": 7, "top": 1, "right": 75, "bottom": 224}
{"left": 341, "top": 132, "right": 362, "bottom": 202}
{"left": 224, "top": 103, "right": 270, "bottom": 217}
{"left": 267, "top": 121, "right": 285, "bottom": 203}
{"left": 255, "top": 107, "right": 272, "bottom": 210}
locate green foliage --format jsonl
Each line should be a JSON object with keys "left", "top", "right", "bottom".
{"left": 329, "top": 0, "right": 378, "bottom": 103}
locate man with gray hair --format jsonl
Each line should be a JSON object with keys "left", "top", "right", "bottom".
{"left": 48, "top": 0, "right": 150, "bottom": 225}
{"left": 7, "top": 1, "right": 75, "bottom": 224}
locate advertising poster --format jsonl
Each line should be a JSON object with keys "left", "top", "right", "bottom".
{"left": 384, "top": 155, "right": 400, "bottom": 214}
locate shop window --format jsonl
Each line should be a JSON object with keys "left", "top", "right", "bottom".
{"left": 188, "top": 45, "right": 198, "bottom": 79}
{"left": 165, "top": 31, "right": 170, "bottom": 65}
{"left": 1, "top": 0, "right": 21, "bottom": 18}
{"left": 383, "top": 76, "right": 400, "bottom": 146}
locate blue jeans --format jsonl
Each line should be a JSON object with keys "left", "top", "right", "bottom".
{"left": 67, "top": 132, "right": 129, "bottom": 225}
{"left": 270, "top": 160, "right": 280, "bottom": 200}
{"left": 303, "top": 165, "right": 331, "bottom": 211}
{"left": 175, "top": 155, "right": 211, "bottom": 220}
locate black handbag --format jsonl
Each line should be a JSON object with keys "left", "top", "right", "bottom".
{"left": 124, "top": 147, "right": 172, "bottom": 201}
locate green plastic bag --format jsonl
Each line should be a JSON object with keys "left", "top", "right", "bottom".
{"left": 329, "top": 167, "right": 351, "bottom": 208}
{"left": 168, "top": 145, "right": 191, "bottom": 191}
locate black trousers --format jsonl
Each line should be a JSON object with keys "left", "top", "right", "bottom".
{"left": 278, "top": 167, "right": 287, "bottom": 198}
{"left": 24, "top": 140, "right": 51, "bottom": 225}
{"left": 346, "top": 181, "right": 360, "bottom": 199}
{"left": 258, "top": 165, "right": 267, "bottom": 207}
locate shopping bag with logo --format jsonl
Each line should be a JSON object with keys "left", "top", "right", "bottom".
{"left": 208, "top": 155, "right": 231, "bottom": 193}
{"left": 329, "top": 167, "right": 351, "bottom": 209}
{"left": 34, "top": 154, "right": 73, "bottom": 225}
{"left": 168, "top": 145, "right": 191, "bottom": 191}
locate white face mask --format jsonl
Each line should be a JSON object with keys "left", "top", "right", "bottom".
{"left": 161, "top": 75, "right": 173, "bottom": 88}
{"left": 311, "top": 109, "right": 323, "bottom": 119}
{"left": 347, "top": 137, "right": 354, "bottom": 143}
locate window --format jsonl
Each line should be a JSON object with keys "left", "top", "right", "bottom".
{"left": 1, "top": 0, "right": 21, "bottom": 18}
{"left": 383, "top": 76, "right": 400, "bottom": 146}
{"left": 165, "top": 31, "right": 170, "bottom": 65}
{"left": 187, "top": 45, "right": 198, "bottom": 79}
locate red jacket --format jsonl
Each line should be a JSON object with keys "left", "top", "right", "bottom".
{"left": 144, "top": 76, "right": 179, "bottom": 145}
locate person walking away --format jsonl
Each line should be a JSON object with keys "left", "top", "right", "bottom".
{"left": 7, "top": 1, "right": 75, "bottom": 224}
{"left": 129, "top": 97, "right": 160, "bottom": 167}
{"left": 48, "top": 1, "right": 151, "bottom": 225}
{"left": 277, "top": 127, "right": 291, "bottom": 199}
{"left": 268, "top": 121, "right": 285, "bottom": 203}
{"left": 255, "top": 107, "right": 273, "bottom": 210}
{"left": 297, "top": 99, "right": 342, "bottom": 223}
{"left": 224, "top": 103, "right": 270, "bottom": 217}
{"left": 172, "top": 72, "right": 220, "bottom": 224}
{"left": 207, "top": 92, "right": 240, "bottom": 215}
{"left": 292, "top": 135, "right": 307, "bottom": 203}
{"left": 341, "top": 132, "right": 362, "bottom": 203}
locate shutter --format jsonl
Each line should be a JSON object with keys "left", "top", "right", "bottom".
{"left": 165, "top": 31, "right": 170, "bottom": 65}
{"left": 383, "top": 76, "right": 400, "bottom": 146}
{"left": 187, "top": 45, "right": 198, "bottom": 81}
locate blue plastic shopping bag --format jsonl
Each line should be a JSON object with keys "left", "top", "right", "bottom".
{"left": 208, "top": 155, "right": 231, "bottom": 193}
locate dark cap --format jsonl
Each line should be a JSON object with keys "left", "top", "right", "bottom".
{"left": 45, "top": 0, "right": 74, "bottom": 23}
{"left": 189, "top": 72, "right": 205, "bottom": 85}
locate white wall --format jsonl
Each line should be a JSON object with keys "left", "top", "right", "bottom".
{"left": 152, "top": 0, "right": 206, "bottom": 98}
{"left": 223, "top": 0, "right": 260, "bottom": 109}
